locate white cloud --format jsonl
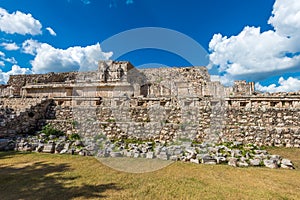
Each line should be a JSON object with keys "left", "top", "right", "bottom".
{"left": 0, "top": 50, "right": 17, "bottom": 64}
{"left": 208, "top": 0, "right": 300, "bottom": 91}
{"left": 0, "top": 65, "right": 32, "bottom": 84}
{"left": 0, "top": 42, "right": 19, "bottom": 50}
{"left": 22, "top": 40, "right": 113, "bottom": 73}
{"left": 256, "top": 77, "right": 300, "bottom": 93}
{"left": 0, "top": 7, "right": 42, "bottom": 35}
{"left": 268, "top": 0, "right": 300, "bottom": 38}
{"left": 2, "top": 57, "right": 17, "bottom": 64}
{"left": 22, "top": 39, "right": 42, "bottom": 55}
{"left": 46, "top": 27, "right": 56, "bottom": 36}
{"left": 0, "top": 61, "right": 4, "bottom": 67}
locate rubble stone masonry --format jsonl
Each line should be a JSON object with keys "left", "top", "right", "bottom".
{"left": 0, "top": 60, "right": 299, "bottom": 147}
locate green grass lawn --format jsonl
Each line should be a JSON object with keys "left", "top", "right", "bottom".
{"left": 0, "top": 147, "right": 300, "bottom": 200}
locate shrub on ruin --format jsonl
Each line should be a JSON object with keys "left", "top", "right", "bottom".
{"left": 69, "top": 133, "right": 81, "bottom": 140}
{"left": 41, "top": 124, "right": 64, "bottom": 137}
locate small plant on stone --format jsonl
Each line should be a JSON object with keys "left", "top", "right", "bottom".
{"left": 71, "top": 120, "right": 79, "bottom": 128}
{"left": 220, "top": 142, "right": 233, "bottom": 148}
{"left": 41, "top": 124, "right": 64, "bottom": 137}
{"left": 69, "top": 133, "right": 81, "bottom": 140}
{"left": 259, "top": 160, "right": 265, "bottom": 167}
{"left": 191, "top": 140, "right": 202, "bottom": 145}
{"left": 156, "top": 77, "right": 163, "bottom": 83}
{"left": 106, "top": 118, "right": 116, "bottom": 123}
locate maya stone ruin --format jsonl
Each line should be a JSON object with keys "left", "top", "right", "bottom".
{"left": 0, "top": 60, "right": 299, "bottom": 169}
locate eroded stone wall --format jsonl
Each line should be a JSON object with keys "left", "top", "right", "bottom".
{"left": 45, "top": 97, "right": 212, "bottom": 143}
{"left": 223, "top": 106, "right": 300, "bottom": 147}
{"left": 0, "top": 97, "right": 52, "bottom": 137}
{"left": 1, "top": 95, "right": 300, "bottom": 148}
{"left": 1, "top": 61, "right": 300, "bottom": 148}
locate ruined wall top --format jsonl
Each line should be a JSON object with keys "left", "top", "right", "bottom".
{"left": 7, "top": 72, "right": 78, "bottom": 95}
{"left": 2, "top": 60, "right": 274, "bottom": 98}
{"left": 232, "top": 80, "right": 255, "bottom": 96}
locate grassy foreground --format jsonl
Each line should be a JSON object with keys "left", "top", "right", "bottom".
{"left": 0, "top": 148, "right": 299, "bottom": 200}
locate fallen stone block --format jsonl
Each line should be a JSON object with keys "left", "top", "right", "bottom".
{"left": 43, "top": 143, "right": 55, "bottom": 153}
{"left": 228, "top": 157, "right": 238, "bottom": 167}
{"left": 263, "top": 159, "right": 279, "bottom": 169}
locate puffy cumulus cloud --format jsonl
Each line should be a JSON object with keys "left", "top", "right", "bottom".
{"left": 209, "top": 27, "right": 295, "bottom": 76}
{"left": 0, "top": 61, "right": 4, "bottom": 66}
{"left": 0, "top": 8, "right": 42, "bottom": 35}
{"left": 268, "top": 0, "right": 300, "bottom": 38}
{"left": 256, "top": 77, "right": 300, "bottom": 93}
{"left": 46, "top": 27, "right": 56, "bottom": 36}
{"left": 0, "top": 42, "right": 19, "bottom": 50}
{"left": 22, "top": 40, "right": 112, "bottom": 73}
{"left": 208, "top": 0, "right": 300, "bottom": 92}
{"left": 0, "top": 65, "right": 32, "bottom": 84}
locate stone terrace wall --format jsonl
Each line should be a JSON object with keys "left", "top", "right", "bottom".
{"left": 0, "top": 97, "right": 52, "bottom": 137}
{"left": 46, "top": 97, "right": 213, "bottom": 143}
{"left": 2, "top": 97, "right": 300, "bottom": 148}
{"left": 223, "top": 106, "right": 300, "bottom": 147}
{"left": 45, "top": 96, "right": 300, "bottom": 148}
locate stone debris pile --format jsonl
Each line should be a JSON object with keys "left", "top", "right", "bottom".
{"left": 95, "top": 140, "right": 295, "bottom": 169}
{"left": 0, "top": 135, "right": 295, "bottom": 170}
{"left": 0, "top": 133, "right": 92, "bottom": 156}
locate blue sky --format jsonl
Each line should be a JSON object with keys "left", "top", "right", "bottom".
{"left": 0, "top": 0, "right": 300, "bottom": 92}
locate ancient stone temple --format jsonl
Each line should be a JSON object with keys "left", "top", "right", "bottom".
{"left": 1, "top": 60, "right": 300, "bottom": 148}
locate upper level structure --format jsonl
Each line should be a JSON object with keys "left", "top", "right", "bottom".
{"left": 2, "top": 60, "right": 299, "bottom": 108}
{"left": 2, "top": 60, "right": 231, "bottom": 99}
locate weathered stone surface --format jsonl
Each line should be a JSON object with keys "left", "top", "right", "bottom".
{"left": 215, "top": 156, "right": 226, "bottom": 164}
{"left": 146, "top": 152, "right": 155, "bottom": 159}
{"left": 157, "top": 152, "right": 168, "bottom": 160}
{"left": 126, "top": 150, "right": 134, "bottom": 157}
{"left": 280, "top": 159, "right": 294, "bottom": 169}
{"left": 238, "top": 161, "right": 249, "bottom": 167}
{"left": 170, "top": 155, "right": 179, "bottom": 161}
{"left": 228, "top": 157, "right": 238, "bottom": 167}
{"left": 110, "top": 152, "right": 122, "bottom": 157}
{"left": 263, "top": 159, "right": 279, "bottom": 169}
{"left": 249, "top": 159, "right": 261, "bottom": 166}
{"left": 190, "top": 158, "right": 200, "bottom": 164}
{"left": 36, "top": 144, "right": 44, "bottom": 152}
{"left": 43, "top": 143, "right": 55, "bottom": 153}
{"left": 133, "top": 152, "right": 140, "bottom": 158}
{"left": 202, "top": 156, "right": 217, "bottom": 165}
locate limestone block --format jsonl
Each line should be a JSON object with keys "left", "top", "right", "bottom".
{"left": 43, "top": 143, "right": 55, "bottom": 153}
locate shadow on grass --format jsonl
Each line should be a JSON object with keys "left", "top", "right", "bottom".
{"left": 0, "top": 152, "right": 122, "bottom": 200}
{"left": 0, "top": 151, "right": 24, "bottom": 159}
